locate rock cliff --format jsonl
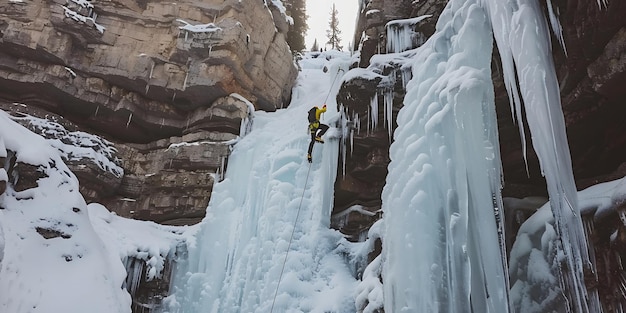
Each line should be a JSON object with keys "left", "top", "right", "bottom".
{"left": 0, "top": 0, "right": 298, "bottom": 224}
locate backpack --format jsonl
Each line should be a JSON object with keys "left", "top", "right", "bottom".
{"left": 307, "top": 107, "right": 317, "bottom": 123}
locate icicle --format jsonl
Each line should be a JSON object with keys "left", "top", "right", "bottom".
{"left": 351, "top": 112, "right": 357, "bottom": 157}
{"left": 126, "top": 112, "right": 132, "bottom": 128}
{"left": 386, "top": 16, "right": 431, "bottom": 53}
{"left": 389, "top": 69, "right": 397, "bottom": 86}
{"left": 124, "top": 258, "right": 144, "bottom": 297}
{"left": 172, "top": 92, "right": 176, "bottom": 102}
{"left": 619, "top": 210, "right": 626, "bottom": 227}
{"left": 149, "top": 62, "right": 155, "bottom": 79}
{"left": 239, "top": 116, "right": 251, "bottom": 138}
{"left": 145, "top": 84, "right": 150, "bottom": 95}
{"left": 339, "top": 104, "right": 347, "bottom": 177}
{"left": 220, "top": 155, "right": 226, "bottom": 181}
{"left": 370, "top": 92, "right": 379, "bottom": 130}
{"left": 401, "top": 67, "right": 412, "bottom": 89}
{"left": 94, "top": 105, "right": 99, "bottom": 117}
{"left": 484, "top": 0, "right": 592, "bottom": 311}
{"left": 546, "top": 0, "right": 567, "bottom": 55}
{"left": 367, "top": 106, "right": 370, "bottom": 135}
{"left": 384, "top": 87, "right": 393, "bottom": 140}
{"left": 160, "top": 117, "right": 164, "bottom": 128}
{"left": 182, "top": 70, "right": 189, "bottom": 91}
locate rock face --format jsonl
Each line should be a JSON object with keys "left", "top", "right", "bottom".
{"left": 0, "top": 0, "right": 298, "bottom": 223}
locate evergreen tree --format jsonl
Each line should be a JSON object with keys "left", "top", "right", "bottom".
{"left": 325, "top": 3, "right": 342, "bottom": 51}
{"left": 311, "top": 38, "right": 319, "bottom": 52}
{"left": 284, "top": 0, "right": 308, "bottom": 53}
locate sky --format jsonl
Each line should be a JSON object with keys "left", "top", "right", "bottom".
{"left": 305, "top": 0, "right": 359, "bottom": 51}
{"left": 0, "top": 0, "right": 614, "bottom": 312}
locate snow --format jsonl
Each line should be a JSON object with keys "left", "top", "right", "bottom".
{"left": 70, "top": 0, "right": 93, "bottom": 10}
{"left": 0, "top": 111, "right": 186, "bottom": 313}
{"left": 340, "top": 68, "right": 384, "bottom": 83}
{"left": 9, "top": 111, "right": 123, "bottom": 178}
{"left": 0, "top": 111, "right": 129, "bottom": 313}
{"left": 365, "top": 9, "right": 379, "bottom": 17}
{"left": 88, "top": 203, "right": 187, "bottom": 284}
{"left": 62, "top": 5, "right": 105, "bottom": 33}
{"left": 266, "top": 0, "right": 294, "bottom": 26}
{"left": 176, "top": 19, "right": 222, "bottom": 33}
{"left": 509, "top": 177, "right": 626, "bottom": 312}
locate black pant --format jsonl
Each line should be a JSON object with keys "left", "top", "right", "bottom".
{"left": 307, "top": 123, "right": 329, "bottom": 155}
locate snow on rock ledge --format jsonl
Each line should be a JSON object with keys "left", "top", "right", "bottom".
{"left": 0, "top": 110, "right": 188, "bottom": 312}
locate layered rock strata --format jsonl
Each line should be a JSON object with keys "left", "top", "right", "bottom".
{"left": 0, "top": 0, "right": 298, "bottom": 223}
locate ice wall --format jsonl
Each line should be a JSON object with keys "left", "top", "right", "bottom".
{"left": 163, "top": 52, "right": 358, "bottom": 313}
{"left": 381, "top": 0, "right": 510, "bottom": 311}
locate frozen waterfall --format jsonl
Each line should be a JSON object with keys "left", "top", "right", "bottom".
{"left": 161, "top": 0, "right": 592, "bottom": 311}
{"left": 381, "top": 1, "right": 509, "bottom": 312}
{"left": 162, "top": 51, "right": 358, "bottom": 313}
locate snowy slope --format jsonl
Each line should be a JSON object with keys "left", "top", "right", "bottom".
{"left": 0, "top": 111, "right": 186, "bottom": 313}
{"left": 0, "top": 111, "right": 131, "bottom": 313}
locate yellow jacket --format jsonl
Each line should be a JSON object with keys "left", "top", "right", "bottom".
{"left": 309, "top": 105, "right": 327, "bottom": 131}
{"left": 315, "top": 106, "right": 327, "bottom": 121}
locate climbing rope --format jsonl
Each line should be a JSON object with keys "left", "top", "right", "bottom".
{"left": 323, "top": 68, "right": 343, "bottom": 104}
{"left": 269, "top": 67, "right": 344, "bottom": 312}
{"left": 269, "top": 162, "right": 312, "bottom": 313}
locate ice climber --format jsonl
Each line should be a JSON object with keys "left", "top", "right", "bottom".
{"left": 306, "top": 104, "right": 329, "bottom": 163}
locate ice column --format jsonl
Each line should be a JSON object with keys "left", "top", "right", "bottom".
{"left": 382, "top": 1, "right": 509, "bottom": 312}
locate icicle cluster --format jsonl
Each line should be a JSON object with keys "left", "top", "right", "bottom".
{"left": 385, "top": 15, "right": 431, "bottom": 53}
{"left": 482, "top": 0, "right": 596, "bottom": 311}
